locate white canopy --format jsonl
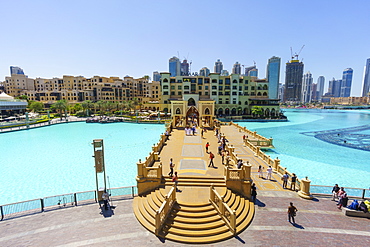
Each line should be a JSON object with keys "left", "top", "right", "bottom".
{"left": 0, "top": 92, "right": 14, "bottom": 100}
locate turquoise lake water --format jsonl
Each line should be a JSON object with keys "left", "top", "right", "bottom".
{"left": 238, "top": 109, "right": 370, "bottom": 191}
{"left": 0, "top": 123, "right": 164, "bottom": 205}
{"left": 1, "top": 109, "right": 369, "bottom": 205}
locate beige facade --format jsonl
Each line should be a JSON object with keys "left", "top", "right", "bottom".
{"left": 330, "top": 96, "right": 369, "bottom": 105}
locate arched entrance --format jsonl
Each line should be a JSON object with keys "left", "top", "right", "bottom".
{"left": 188, "top": 98, "right": 196, "bottom": 106}
{"left": 186, "top": 106, "right": 199, "bottom": 126}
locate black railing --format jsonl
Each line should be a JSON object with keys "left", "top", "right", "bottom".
{"left": 0, "top": 186, "right": 137, "bottom": 221}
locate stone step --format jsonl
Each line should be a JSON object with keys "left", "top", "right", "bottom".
{"left": 166, "top": 224, "right": 230, "bottom": 237}
{"left": 165, "top": 182, "right": 226, "bottom": 187}
{"left": 174, "top": 203, "right": 214, "bottom": 213}
{"left": 162, "top": 231, "right": 233, "bottom": 244}
{"left": 166, "top": 219, "right": 226, "bottom": 231}
{"left": 174, "top": 214, "right": 222, "bottom": 224}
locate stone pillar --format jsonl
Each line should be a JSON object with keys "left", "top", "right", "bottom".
{"left": 243, "top": 163, "right": 251, "bottom": 180}
{"left": 253, "top": 131, "right": 257, "bottom": 138}
{"left": 154, "top": 152, "right": 160, "bottom": 161}
{"left": 273, "top": 158, "right": 280, "bottom": 172}
{"left": 269, "top": 138, "right": 273, "bottom": 146}
{"left": 255, "top": 147, "right": 260, "bottom": 157}
{"left": 137, "top": 160, "right": 144, "bottom": 178}
{"left": 298, "top": 177, "right": 313, "bottom": 200}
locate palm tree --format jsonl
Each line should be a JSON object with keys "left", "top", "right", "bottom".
{"left": 96, "top": 100, "right": 106, "bottom": 116}
{"left": 51, "top": 100, "right": 68, "bottom": 120}
{"left": 81, "top": 100, "right": 94, "bottom": 116}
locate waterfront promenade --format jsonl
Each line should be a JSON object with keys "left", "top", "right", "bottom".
{"left": 1, "top": 125, "right": 369, "bottom": 246}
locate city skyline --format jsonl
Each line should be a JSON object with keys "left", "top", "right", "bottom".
{"left": 1, "top": 0, "right": 369, "bottom": 96}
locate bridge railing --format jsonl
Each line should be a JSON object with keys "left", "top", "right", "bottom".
{"left": 209, "top": 184, "right": 236, "bottom": 235}
{"left": 311, "top": 185, "right": 370, "bottom": 199}
{"left": 0, "top": 186, "right": 137, "bottom": 221}
{"left": 155, "top": 185, "right": 176, "bottom": 235}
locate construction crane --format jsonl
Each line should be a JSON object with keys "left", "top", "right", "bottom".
{"left": 290, "top": 45, "right": 305, "bottom": 60}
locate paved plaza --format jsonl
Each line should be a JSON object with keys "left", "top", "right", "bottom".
{"left": 1, "top": 125, "right": 369, "bottom": 246}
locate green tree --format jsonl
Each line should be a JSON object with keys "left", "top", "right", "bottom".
{"left": 17, "top": 95, "right": 28, "bottom": 100}
{"left": 51, "top": 100, "right": 68, "bottom": 120}
{"left": 81, "top": 100, "right": 94, "bottom": 116}
{"left": 251, "top": 106, "right": 264, "bottom": 118}
{"left": 72, "top": 103, "right": 83, "bottom": 114}
{"left": 29, "top": 101, "right": 44, "bottom": 113}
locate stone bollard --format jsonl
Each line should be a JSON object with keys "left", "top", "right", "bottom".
{"left": 255, "top": 146, "right": 260, "bottom": 157}
{"left": 137, "top": 160, "right": 144, "bottom": 178}
{"left": 243, "top": 163, "right": 252, "bottom": 180}
{"left": 298, "top": 177, "right": 313, "bottom": 200}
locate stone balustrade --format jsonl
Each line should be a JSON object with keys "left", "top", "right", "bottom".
{"left": 155, "top": 185, "right": 177, "bottom": 235}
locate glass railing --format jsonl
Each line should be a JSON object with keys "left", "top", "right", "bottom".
{"left": 0, "top": 186, "right": 136, "bottom": 221}
{"left": 311, "top": 185, "right": 370, "bottom": 199}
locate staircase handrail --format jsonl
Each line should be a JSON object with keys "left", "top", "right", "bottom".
{"left": 155, "top": 185, "right": 176, "bottom": 235}
{"left": 209, "top": 184, "right": 236, "bottom": 235}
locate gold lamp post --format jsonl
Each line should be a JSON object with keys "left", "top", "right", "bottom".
{"left": 92, "top": 139, "right": 107, "bottom": 202}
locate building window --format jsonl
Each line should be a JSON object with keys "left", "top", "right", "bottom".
{"left": 163, "top": 91, "right": 169, "bottom": 95}
{"left": 212, "top": 79, "right": 217, "bottom": 83}
{"left": 225, "top": 78, "right": 230, "bottom": 85}
{"left": 198, "top": 86, "right": 202, "bottom": 90}
{"left": 178, "top": 91, "right": 182, "bottom": 95}
{"left": 171, "top": 91, "right": 175, "bottom": 95}
{"left": 219, "top": 79, "right": 223, "bottom": 84}
{"left": 232, "top": 92, "right": 237, "bottom": 95}
{"left": 205, "top": 91, "right": 209, "bottom": 95}
{"left": 244, "top": 80, "right": 248, "bottom": 84}
{"left": 219, "top": 99, "right": 222, "bottom": 104}
{"left": 219, "top": 86, "right": 223, "bottom": 90}
{"left": 163, "top": 85, "right": 169, "bottom": 89}
{"left": 178, "top": 86, "right": 182, "bottom": 90}
{"left": 233, "top": 79, "right": 237, "bottom": 83}
{"left": 184, "top": 85, "right": 189, "bottom": 90}
{"left": 205, "top": 86, "right": 208, "bottom": 90}
{"left": 171, "top": 86, "right": 175, "bottom": 90}
{"left": 232, "top": 86, "right": 237, "bottom": 90}
{"left": 244, "top": 86, "right": 248, "bottom": 90}
{"left": 212, "top": 92, "right": 217, "bottom": 95}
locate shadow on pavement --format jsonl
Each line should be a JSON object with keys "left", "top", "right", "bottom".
{"left": 255, "top": 199, "right": 266, "bottom": 207}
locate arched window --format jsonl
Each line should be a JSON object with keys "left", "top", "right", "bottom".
{"left": 218, "top": 108, "right": 223, "bottom": 116}
{"left": 163, "top": 78, "right": 168, "bottom": 82}
{"left": 175, "top": 108, "right": 181, "bottom": 114}
{"left": 263, "top": 85, "right": 268, "bottom": 90}
{"left": 233, "top": 79, "right": 238, "bottom": 83}
{"left": 188, "top": 98, "right": 195, "bottom": 106}
{"left": 257, "top": 92, "right": 261, "bottom": 96}
{"left": 205, "top": 108, "right": 210, "bottom": 115}
{"left": 245, "top": 101, "right": 248, "bottom": 105}
{"left": 238, "top": 101, "right": 241, "bottom": 105}
{"left": 225, "top": 108, "right": 230, "bottom": 115}
{"left": 231, "top": 108, "right": 237, "bottom": 115}
{"left": 263, "top": 92, "right": 267, "bottom": 96}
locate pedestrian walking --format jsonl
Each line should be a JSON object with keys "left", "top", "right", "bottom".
{"left": 172, "top": 171, "right": 179, "bottom": 192}
{"left": 251, "top": 184, "right": 257, "bottom": 202}
{"left": 282, "top": 172, "right": 289, "bottom": 189}
{"left": 287, "top": 202, "right": 298, "bottom": 224}
{"left": 168, "top": 158, "right": 174, "bottom": 177}
{"left": 258, "top": 165, "right": 264, "bottom": 178}
{"left": 266, "top": 165, "right": 273, "bottom": 180}
{"left": 291, "top": 173, "right": 297, "bottom": 191}
{"left": 205, "top": 142, "right": 210, "bottom": 153}
{"left": 208, "top": 152, "right": 215, "bottom": 168}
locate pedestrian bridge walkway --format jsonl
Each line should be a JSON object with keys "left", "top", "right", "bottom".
{"left": 133, "top": 123, "right": 296, "bottom": 244}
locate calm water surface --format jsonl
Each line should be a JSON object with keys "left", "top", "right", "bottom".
{"left": 239, "top": 109, "right": 370, "bottom": 190}
{"left": 1, "top": 109, "right": 370, "bottom": 205}
{"left": 0, "top": 122, "right": 164, "bottom": 205}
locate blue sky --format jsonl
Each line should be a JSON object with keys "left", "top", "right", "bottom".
{"left": 1, "top": 0, "right": 369, "bottom": 96}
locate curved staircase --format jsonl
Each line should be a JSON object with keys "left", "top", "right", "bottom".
{"left": 133, "top": 186, "right": 255, "bottom": 244}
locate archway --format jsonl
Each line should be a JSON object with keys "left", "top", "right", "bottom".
{"left": 225, "top": 108, "right": 230, "bottom": 116}
{"left": 265, "top": 108, "right": 270, "bottom": 117}
{"left": 186, "top": 106, "right": 199, "bottom": 126}
{"left": 271, "top": 108, "right": 276, "bottom": 117}
{"left": 205, "top": 107, "right": 210, "bottom": 115}
{"left": 231, "top": 108, "right": 237, "bottom": 115}
{"left": 218, "top": 108, "right": 223, "bottom": 116}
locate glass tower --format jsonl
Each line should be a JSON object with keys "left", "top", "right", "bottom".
{"left": 169, "top": 56, "right": 180, "bottom": 77}
{"left": 10, "top": 66, "right": 24, "bottom": 75}
{"left": 214, "top": 59, "right": 223, "bottom": 74}
{"left": 317, "top": 76, "right": 325, "bottom": 102}
{"left": 362, "top": 58, "right": 370, "bottom": 97}
{"left": 266, "top": 56, "right": 281, "bottom": 99}
{"left": 340, "top": 68, "right": 353, "bottom": 97}
{"left": 301, "top": 71, "right": 313, "bottom": 103}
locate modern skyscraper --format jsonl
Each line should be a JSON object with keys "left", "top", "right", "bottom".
{"left": 10, "top": 66, "right": 24, "bottom": 75}
{"left": 180, "top": 59, "right": 190, "bottom": 76}
{"left": 244, "top": 65, "right": 256, "bottom": 76}
{"left": 214, "top": 59, "right": 223, "bottom": 74}
{"left": 311, "top": 83, "right": 318, "bottom": 102}
{"left": 169, "top": 56, "right": 181, "bottom": 77}
{"left": 249, "top": 68, "right": 258, "bottom": 77}
{"left": 301, "top": 71, "right": 313, "bottom": 103}
{"left": 362, "top": 58, "right": 370, "bottom": 97}
{"left": 328, "top": 78, "right": 342, "bottom": 97}
{"left": 220, "top": 70, "right": 229, "bottom": 76}
{"left": 340, "top": 68, "right": 353, "bottom": 97}
{"left": 153, "top": 71, "right": 161, "bottom": 82}
{"left": 317, "top": 76, "right": 325, "bottom": 102}
{"left": 283, "top": 59, "right": 304, "bottom": 102}
{"left": 232, "top": 62, "right": 241, "bottom": 75}
{"left": 199, "top": 67, "right": 210, "bottom": 77}
{"left": 266, "top": 56, "right": 281, "bottom": 99}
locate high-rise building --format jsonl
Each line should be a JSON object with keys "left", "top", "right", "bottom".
{"left": 361, "top": 58, "right": 370, "bottom": 97}
{"left": 301, "top": 71, "right": 313, "bottom": 103}
{"left": 10, "top": 66, "right": 24, "bottom": 75}
{"left": 283, "top": 59, "right": 304, "bottom": 102}
{"left": 214, "top": 59, "right": 223, "bottom": 74}
{"left": 340, "top": 68, "right": 353, "bottom": 97}
{"left": 266, "top": 56, "right": 281, "bottom": 99}
{"left": 180, "top": 59, "right": 190, "bottom": 76}
{"left": 220, "top": 70, "right": 229, "bottom": 76}
{"left": 249, "top": 68, "right": 258, "bottom": 77}
{"left": 244, "top": 66, "right": 256, "bottom": 76}
{"left": 153, "top": 71, "right": 161, "bottom": 82}
{"left": 232, "top": 62, "right": 241, "bottom": 75}
{"left": 311, "top": 83, "right": 318, "bottom": 102}
{"left": 327, "top": 78, "right": 342, "bottom": 97}
{"left": 169, "top": 56, "right": 181, "bottom": 77}
{"left": 317, "top": 76, "right": 325, "bottom": 102}
{"left": 199, "top": 67, "right": 210, "bottom": 77}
